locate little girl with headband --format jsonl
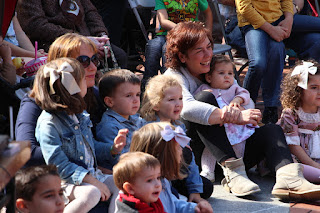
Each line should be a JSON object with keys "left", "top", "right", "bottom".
{"left": 32, "top": 57, "right": 124, "bottom": 212}
{"left": 278, "top": 60, "right": 320, "bottom": 183}
{"left": 130, "top": 122, "right": 213, "bottom": 213}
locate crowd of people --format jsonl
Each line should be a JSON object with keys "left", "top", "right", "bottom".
{"left": 1, "top": 0, "right": 320, "bottom": 212}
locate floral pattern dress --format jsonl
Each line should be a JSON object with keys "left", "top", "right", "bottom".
{"left": 277, "top": 107, "right": 320, "bottom": 163}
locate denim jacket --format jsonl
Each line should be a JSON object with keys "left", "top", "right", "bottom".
{"left": 36, "top": 110, "right": 112, "bottom": 185}
{"left": 96, "top": 109, "right": 146, "bottom": 169}
{"left": 160, "top": 178, "right": 197, "bottom": 213}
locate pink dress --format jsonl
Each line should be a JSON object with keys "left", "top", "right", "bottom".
{"left": 277, "top": 107, "right": 320, "bottom": 162}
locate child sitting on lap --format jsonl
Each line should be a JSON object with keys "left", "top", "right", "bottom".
{"left": 15, "top": 165, "right": 65, "bottom": 213}
{"left": 194, "top": 55, "right": 257, "bottom": 181}
{"left": 113, "top": 152, "right": 164, "bottom": 213}
{"left": 96, "top": 69, "right": 146, "bottom": 169}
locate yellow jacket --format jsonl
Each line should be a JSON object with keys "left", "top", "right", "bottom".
{"left": 235, "top": 0, "right": 293, "bottom": 29}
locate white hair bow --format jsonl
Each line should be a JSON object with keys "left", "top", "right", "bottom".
{"left": 291, "top": 61, "right": 318, "bottom": 90}
{"left": 43, "top": 61, "right": 81, "bottom": 95}
{"left": 160, "top": 125, "right": 190, "bottom": 148}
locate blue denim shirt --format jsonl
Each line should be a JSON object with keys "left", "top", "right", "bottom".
{"left": 36, "top": 110, "right": 112, "bottom": 185}
{"left": 160, "top": 178, "right": 197, "bottom": 213}
{"left": 152, "top": 117, "right": 203, "bottom": 194}
{"left": 96, "top": 109, "right": 146, "bottom": 169}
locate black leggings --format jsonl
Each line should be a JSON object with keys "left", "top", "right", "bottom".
{"left": 187, "top": 91, "right": 293, "bottom": 173}
{"left": 171, "top": 147, "right": 213, "bottom": 199}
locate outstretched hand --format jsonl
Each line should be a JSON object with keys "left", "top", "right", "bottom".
{"left": 112, "top": 129, "right": 129, "bottom": 154}
{"left": 195, "top": 200, "right": 213, "bottom": 213}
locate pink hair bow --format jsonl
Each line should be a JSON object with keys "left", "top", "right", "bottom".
{"left": 291, "top": 61, "right": 317, "bottom": 89}
{"left": 160, "top": 125, "right": 190, "bottom": 148}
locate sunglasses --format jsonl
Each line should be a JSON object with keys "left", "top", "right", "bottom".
{"left": 76, "top": 54, "right": 100, "bottom": 68}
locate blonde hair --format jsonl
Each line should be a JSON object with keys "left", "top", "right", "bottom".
{"left": 113, "top": 152, "right": 160, "bottom": 194}
{"left": 48, "top": 33, "right": 97, "bottom": 62}
{"left": 280, "top": 60, "right": 320, "bottom": 109}
{"left": 141, "top": 75, "right": 182, "bottom": 121}
{"left": 30, "top": 57, "right": 86, "bottom": 114}
{"left": 130, "top": 122, "right": 186, "bottom": 180}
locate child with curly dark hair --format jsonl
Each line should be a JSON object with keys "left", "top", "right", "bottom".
{"left": 278, "top": 60, "right": 320, "bottom": 183}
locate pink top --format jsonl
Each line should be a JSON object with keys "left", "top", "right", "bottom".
{"left": 277, "top": 107, "right": 320, "bottom": 161}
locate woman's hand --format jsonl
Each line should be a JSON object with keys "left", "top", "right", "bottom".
{"left": 237, "top": 109, "right": 261, "bottom": 126}
{"left": 278, "top": 12, "right": 293, "bottom": 38}
{"left": 221, "top": 105, "right": 241, "bottom": 124}
{"left": 195, "top": 200, "right": 213, "bottom": 213}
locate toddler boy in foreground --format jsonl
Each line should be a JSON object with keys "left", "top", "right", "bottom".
{"left": 113, "top": 152, "right": 164, "bottom": 212}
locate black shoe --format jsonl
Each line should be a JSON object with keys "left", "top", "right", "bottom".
{"left": 262, "top": 107, "right": 278, "bottom": 124}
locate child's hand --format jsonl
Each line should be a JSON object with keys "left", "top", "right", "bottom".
{"left": 229, "top": 97, "right": 243, "bottom": 108}
{"left": 83, "top": 174, "right": 111, "bottom": 201}
{"left": 112, "top": 129, "right": 129, "bottom": 155}
{"left": 188, "top": 193, "right": 202, "bottom": 203}
{"left": 195, "top": 200, "right": 213, "bottom": 213}
{"left": 95, "top": 180, "right": 111, "bottom": 201}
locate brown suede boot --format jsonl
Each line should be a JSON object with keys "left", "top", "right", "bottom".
{"left": 220, "top": 158, "right": 261, "bottom": 196}
{"left": 272, "top": 163, "right": 320, "bottom": 201}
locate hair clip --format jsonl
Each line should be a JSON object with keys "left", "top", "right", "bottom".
{"left": 160, "top": 125, "right": 190, "bottom": 148}
{"left": 43, "top": 61, "right": 81, "bottom": 95}
{"left": 291, "top": 61, "right": 317, "bottom": 89}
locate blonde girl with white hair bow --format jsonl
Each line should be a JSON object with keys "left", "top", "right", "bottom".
{"left": 278, "top": 60, "right": 320, "bottom": 183}
{"left": 32, "top": 57, "right": 125, "bottom": 212}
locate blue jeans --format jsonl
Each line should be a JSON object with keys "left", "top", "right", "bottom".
{"left": 285, "top": 14, "right": 320, "bottom": 62}
{"left": 241, "top": 19, "right": 285, "bottom": 107}
{"left": 142, "top": 35, "right": 167, "bottom": 89}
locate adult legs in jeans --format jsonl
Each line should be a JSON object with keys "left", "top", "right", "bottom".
{"left": 242, "top": 25, "right": 285, "bottom": 107}
{"left": 292, "top": 14, "right": 320, "bottom": 32}
{"left": 286, "top": 32, "right": 320, "bottom": 62}
{"left": 142, "top": 36, "right": 166, "bottom": 91}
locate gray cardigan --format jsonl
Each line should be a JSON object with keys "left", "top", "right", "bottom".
{"left": 164, "top": 67, "right": 254, "bottom": 126}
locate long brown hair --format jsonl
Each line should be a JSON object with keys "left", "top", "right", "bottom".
{"left": 130, "top": 122, "right": 186, "bottom": 180}
{"left": 30, "top": 58, "right": 86, "bottom": 115}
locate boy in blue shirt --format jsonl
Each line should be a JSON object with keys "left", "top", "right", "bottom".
{"left": 96, "top": 69, "right": 146, "bottom": 170}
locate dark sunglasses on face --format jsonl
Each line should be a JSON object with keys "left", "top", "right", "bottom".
{"left": 76, "top": 54, "right": 100, "bottom": 68}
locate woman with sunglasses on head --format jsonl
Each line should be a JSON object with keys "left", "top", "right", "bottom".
{"left": 15, "top": 33, "right": 106, "bottom": 167}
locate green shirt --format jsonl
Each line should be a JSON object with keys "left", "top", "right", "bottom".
{"left": 155, "top": 0, "right": 208, "bottom": 35}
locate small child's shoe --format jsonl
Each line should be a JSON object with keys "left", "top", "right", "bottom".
{"left": 200, "top": 170, "right": 215, "bottom": 182}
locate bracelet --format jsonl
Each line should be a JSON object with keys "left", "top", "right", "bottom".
{"left": 293, "top": 3, "right": 300, "bottom": 13}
